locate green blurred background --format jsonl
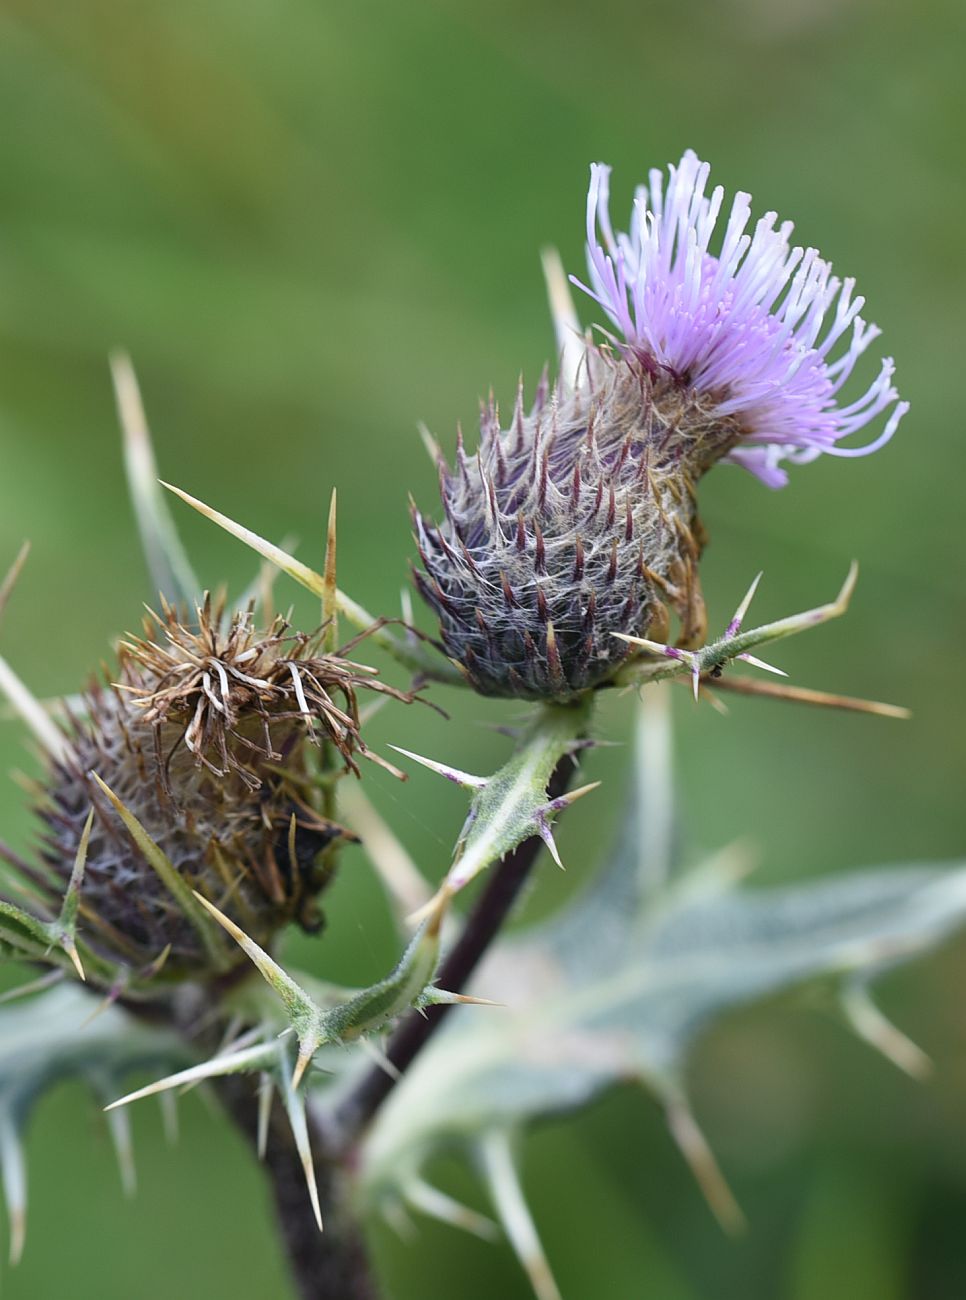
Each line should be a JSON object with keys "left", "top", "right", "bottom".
{"left": 0, "top": 0, "right": 964, "bottom": 1296}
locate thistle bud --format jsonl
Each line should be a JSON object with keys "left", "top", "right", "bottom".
{"left": 414, "top": 151, "right": 907, "bottom": 700}
{"left": 414, "top": 359, "right": 712, "bottom": 699}
{"left": 32, "top": 599, "right": 408, "bottom": 983}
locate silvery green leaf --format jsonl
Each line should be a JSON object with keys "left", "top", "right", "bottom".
{"left": 360, "top": 690, "right": 966, "bottom": 1294}
{"left": 0, "top": 982, "right": 186, "bottom": 1266}
{"left": 363, "top": 850, "right": 966, "bottom": 1171}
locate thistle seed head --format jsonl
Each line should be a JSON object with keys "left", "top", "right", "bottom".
{"left": 33, "top": 599, "right": 411, "bottom": 980}
{"left": 414, "top": 352, "right": 722, "bottom": 700}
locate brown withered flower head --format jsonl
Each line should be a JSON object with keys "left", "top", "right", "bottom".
{"left": 29, "top": 597, "right": 411, "bottom": 984}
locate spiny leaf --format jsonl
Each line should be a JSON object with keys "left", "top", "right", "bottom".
{"left": 0, "top": 810, "right": 108, "bottom": 982}
{"left": 0, "top": 984, "right": 186, "bottom": 1268}
{"left": 192, "top": 892, "right": 324, "bottom": 1087}
{"left": 408, "top": 698, "right": 593, "bottom": 922}
{"left": 325, "top": 914, "right": 444, "bottom": 1045}
{"left": 110, "top": 351, "right": 200, "bottom": 606}
{"left": 360, "top": 692, "right": 966, "bottom": 1299}
{"left": 0, "top": 900, "right": 60, "bottom": 958}
{"left": 196, "top": 891, "right": 449, "bottom": 1089}
{"left": 615, "top": 565, "right": 900, "bottom": 714}
{"left": 106, "top": 1042, "right": 280, "bottom": 1112}
{"left": 48, "top": 806, "right": 94, "bottom": 980}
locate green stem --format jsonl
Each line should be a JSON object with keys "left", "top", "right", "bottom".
{"left": 333, "top": 697, "right": 593, "bottom": 1141}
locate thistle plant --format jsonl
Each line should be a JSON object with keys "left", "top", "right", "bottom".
{"left": 0, "top": 154, "right": 956, "bottom": 1300}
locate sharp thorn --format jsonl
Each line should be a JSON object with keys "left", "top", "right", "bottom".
{"left": 161, "top": 482, "right": 327, "bottom": 599}
{"left": 356, "top": 1036, "right": 403, "bottom": 1082}
{"left": 256, "top": 1075, "right": 273, "bottom": 1160}
{"left": 417, "top": 421, "right": 444, "bottom": 467}
{"left": 0, "top": 541, "right": 30, "bottom": 629}
{"left": 64, "top": 940, "right": 86, "bottom": 982}
{"left": 322, "top": 488, "right": 338, "bottom": 648}
{"left": 0, "top": 1117, "right": 26, "bottom": 1266}
{"left": 541, "top": 781, "right": 601, "bottom": 812}
{"left": 704, "top": 674, "right": 911, "bottom": 718}
{"left": 106, "top": 1105, "right": 138, "bottom": 1198}
{"left": 725, "top": 571, "right": 763, "bottom": 637}
{"left": 665, "top": 1095, "right": 746, "bottom": 1235}
{"left": 838, "top": 559, "right": 859, "bottom": 609}
{"left": 737, "top": 653, "right": 787, "bottom": 677}
{"left": 481, "top": 1131, "right": 562, "bottom": 1300}
{"left": 535, "top": 816, "right": 563, "bottom": 869}
{"left": 431, "top": 989, "right": 503, "bottom": 1007}
{"left": 842, "top": 981, "right": 932, "bottom": 1080}
{"left": 405, "top": 1177, "right": 499, "bottom": 1241}
{"left": 0, "top": 652, "right": 67, "bottom": 760}
{"left": 159, "top": 1091, "right": 179, "bottom": 1147}
{"left": 291, "top": 1043, "right": 314, "bottom": 1091}
{"left": 387, "top": 745, "right": 487, "bottom": 789}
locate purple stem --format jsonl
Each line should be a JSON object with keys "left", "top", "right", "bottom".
{"left": 217, "top": 1075, "right": 380, "bottom": 1300}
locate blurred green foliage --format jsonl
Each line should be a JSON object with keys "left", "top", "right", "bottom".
{"left": 0, "top": 0, "right": 963, "bottom": 1296}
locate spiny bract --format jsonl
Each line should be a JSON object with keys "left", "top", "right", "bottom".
{"left": 414, "top": 353, "right": 721, "bottom": 700}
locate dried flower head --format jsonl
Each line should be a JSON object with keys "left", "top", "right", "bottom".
{"left": 24, "top": 599, "right": 411, "bottom": 983}
{"left": 121, "top": 595, "right": 400, "bottom": 786}
{"left": 413, "top": 152, "right": 907, "bottom": 699}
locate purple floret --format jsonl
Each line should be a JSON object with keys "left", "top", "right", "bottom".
{"left": 572, "top": 151, "right": 907, "bottom": 486}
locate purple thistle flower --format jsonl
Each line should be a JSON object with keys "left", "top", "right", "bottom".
{"left": 413, "top": 153, "right": 908, "bottom": 702}
{"left": 574, "top": 150, "right": 908, "bottom": 487}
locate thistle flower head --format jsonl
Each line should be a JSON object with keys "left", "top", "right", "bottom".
{"left": 577, "top": 150, "right": 908, "bottom": 487}
{"left": 414, "top": 368, "right": 708, "bottom": 699}
{"left": 24, "top": 599, "right": 410, "bottom": 983}
{"left": 413, "top": 152, "right": 907, "bottom": 700}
